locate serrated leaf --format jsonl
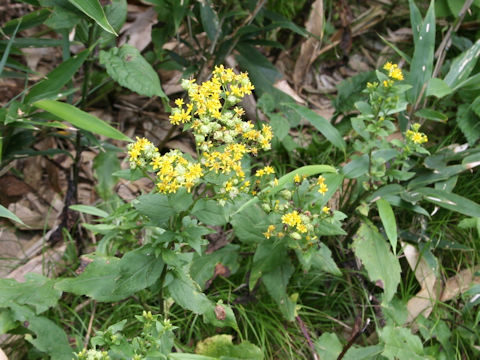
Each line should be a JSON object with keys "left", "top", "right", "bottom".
{"left": 68, "top": 0, "right": 117, "bottom": 35}
{"left": 33, "top": 100, "right": 132, "bottom": 141}
{"left": 262, "top": 259, "right": 296, "bottom": 321}
{"left": 113, "top": 248, "right": 164, "bottom": 296}
{"left": 55, "top": 256, "right": 125, "bottom": 301}
{"left": 377, "top": 198, "right": 398, "bottom": 253}
{"left": 99, "top": 44, "right": 166, "bottom": 98}
{"left": 380, "top": 325, "right": 426, "bottom": 360}
{"left": 284, "top": 103, "right": 346, "bottom": 150}
{"left": 0, "top": 273, "right": 61, "bottom": 314}
{"left": 192, "top": 199, "right": 228, "bottom": 226}
{"left": 352, "top": 222, "right": 401, "bottom": 303}
{"left": 166, "top": 271, "right": 211, "bottom": 314}
{"left": 314, "top": 333, "right": 342, "bottom": 360}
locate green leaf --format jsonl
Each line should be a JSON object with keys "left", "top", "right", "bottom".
{"left": 23, "top": 314, "right": 73, "bottom": 360}
{"left": 0, "top": 204, "right": 27, "bottom": 226}
{"left": 0, "top": 309, "right": 16, "bottom": 333}
{"left": 284, "top": 103, "right": 346, "bottom": 150}
{"left": 33, "top": 100, "right": 132, "bottom": 141}
{"left": 135, "top": 193, "right": 175, "bottom": 227}
{"left": 311, "top": 243, "right": 341, "bottom": 275}
{"left": 269, "top": 114, "right": 290, "bottom": 140}
{"left": 0, "top": 273, "right": 61, "bottom": 314}
{"left": 195, "top": 335, "right": 264, "bottom": 360}
{"left": 68, "top": 0, "right": 117, "bottom": 35}
{"left": 192, "top": 199, "right": 228, "bottom": 226}
{"left": 0, "top": 20, "right": 20, "bottom": 77}
{"left": 380, "top": 325, "right": 425, "bottom": 360}
{"left": 203, "top": 301, "right": 238, "bottom": 330}
{"left": 26, "top": 50, "right": 88, "bottom": 103}
{"left": 200, "top": 1, "right": 220, "bottom": 41}
{"left": 93, "top": 146, "right": 121, "bottom": 200}
{"left": 426, "top": 78, "right": 452, "bottom": 98}
{"left": 352, "top": 222, "right": 401, "bottom": 303}
{"left": 262, "top": 260, "right": 296, "bottom": 321}
{"left": 457, "top": 102, "right": 480, "bottom": 145}
{"left": 407, "top": 0, "right": 435, "bottom": 103}
{"left": 376, "top": 198, "right": 398, "bottom": 253}
{"left": 2, "top": 9, "right": 50, "bottom": 35}
{"left": 314, "top": 333, "right": 342, "bottom": 360}
{"left": 343, "top": 345, "right": 384, "bottom": 360}
{"left": 444, "top": 39, "right": 480, "bottom": 88}
{"left": 190, "top": 244, "right": 240, "bottom": 289}
{"left": 55, "top": 255, "right": 125, "bottom": 301}
{"left": 113, "top": 248, "right": 164, "bottom": 296}
{"left": 169, "top": 355, "right": 217, "bottom": 360}
{"left": 414, "top": 108, "right": 447, "bottom": 122}
{"left": 416, "top": 187, "right": 480, "bottom": 217}
{"left": 231, "top": 204, "right": 269, "bottom": 244}
{"left": 99, "top": 44, "right": 166, "bottom": 98}
{"left": 166, "top": 270, "right": 212, "bottom": 314}
{"left": 69, "top": 204, "right": 109, "bottom": 217}
{"left": 342, "top": 154, "right": 369, "bottom": 179}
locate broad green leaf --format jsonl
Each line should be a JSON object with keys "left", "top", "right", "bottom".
{"left": 311, "top": 243, "right": 341, "bottom": 275}
{"left": 192, "top": 199, "right": 228, "bottom": 226}
{"left": 99, "top": 44, "right": 166, "bottom": 98}
{"left": 33, "top": 100, "right": 132, "bottom": 141}
{"left": 426, "top": 78, "right": 452, "bottom": 98}
{"left": 407, "top": 0, "right": 435, "bottom": 104}
{"left": 68, "top": 0, "right": 117, "bottom": 35}
{"left": 269, "top": 114, "right": 290, "bottom": 140}
{"left": 380, "top": 325, "right": 426, "bottom": 360}
{"left": 457, "top": 103, "right": 480, "bottom": 145}
{"left": 0, "top": 273, "right": 61, "bottom": 314}
{"left": 24, "top": 314, "right": 73, "bottom": 360}
{"left": 195, "top": 335, "right": 263, "bottom": 360}
{"left": 44, "top": 3, "right": 81, "bottom": 30}
{"left": 69, "top": 204, "right": 109, "bottom": 217}
{"left": 99, "top": 0, "right": 127, "bottom": 46}
{"left": 26, "top": 49, "right": 88, "bottom": 103}
{"left": 55, "top": 255, "right": 125, "bottom": 301}
{"left": 200, "top": 1, "right": 220, "bottom": 41}
{"left": 343, "top": 345, "right": 384, "bottom": 360}
{"left": 135, "top": 193, "right": 175, "bottom": 227}
{"left": 314, "top": 333, "right": 342, "bottom": 360}
{"left": 376, "top": 198, "right": 398, "bottom": 253}
{"left": 262, "top": 260, "right": 296, "bottom": 321}
{"left": 444, "top": 39, "right": 480, "bottom": 88}
{"left": 284, "top": 103, "right": 346, "bottom": 150}
{"left": 414, "top": 108, "right": 447, "bottom": 122}
{"left": 166, "top": 271, "right": 211, "bottom": 315}
{"left": 203, "top": 301, "right": 238, "bottom": 330}
{"left": 113, "top": 248, "right": 164, "bottom": 296}
{"left": 231, "top": 204, "right": 269, "bottom": 243}
{"left": 416, "top": 187, "right": 480, "bottom": 217}
{"left": 342, "top": 154, "right": 369, "bottom": 179}
{"left": 0, "top": 204, "right": 27, "bottom": 226}
{"left": 250, "top": 240, "right": 288, "bottom": 290}
{"left": 190, "top": 244, "right": 240, "bottom": 289}
{"left": 169, "top": 355, "right": 217, "bottom": 360}
{"left": 352, "top": 222, "right": 401, "bottom": 303}
{"left": 93, "top": 146, "right": 121, "bottom": 200}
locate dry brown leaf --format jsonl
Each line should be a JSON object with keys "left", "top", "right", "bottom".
{"left": 119, "top": 7, "right": 157, "bottom": 52}
{"left": 0, "top": 347, "right": 8, "bottom": 360}
{"left": 440, "top": 266, "right": 480, "bottom": 302}
{"left": 274, "top": 79, "right": 306, "bottom": 104}
{"left": 293, "top": 0, "right": 324, "bottom": 87}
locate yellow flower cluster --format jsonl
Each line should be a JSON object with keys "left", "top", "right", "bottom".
{"left": 127, "top": 137, "right": 158, "bottom": 167}
{"left": 282, "top": 210, "right": 307, "bottom": 233}
{"left": 128, "top": 67, "right": 274, "bottom": 196}
{"left": 317, "top": 176, "right": 328, "bottom": 195}
{"left": 255, "top": 166, "right": 275, "bottom": 177}
{"left": 263, "top": 224, "right": 276, "bottom": 239}
{"left": 406, "top": 123, "right": 428, "bottom": 144}
{"left": 151, "top": 150, "right": 203, "bottom": 193}
{"left": 383, "top": 62, "right": 404, "bottom": 81}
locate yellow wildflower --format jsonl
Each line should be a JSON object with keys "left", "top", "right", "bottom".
{"left": 322, "top": 206, "right": 330, "bottom": 214}
{"left": 263, "top": 225, "right": 276, "bottom": 239}
{"left": 282, "top": 210, "right": 302, "bottom": 227}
